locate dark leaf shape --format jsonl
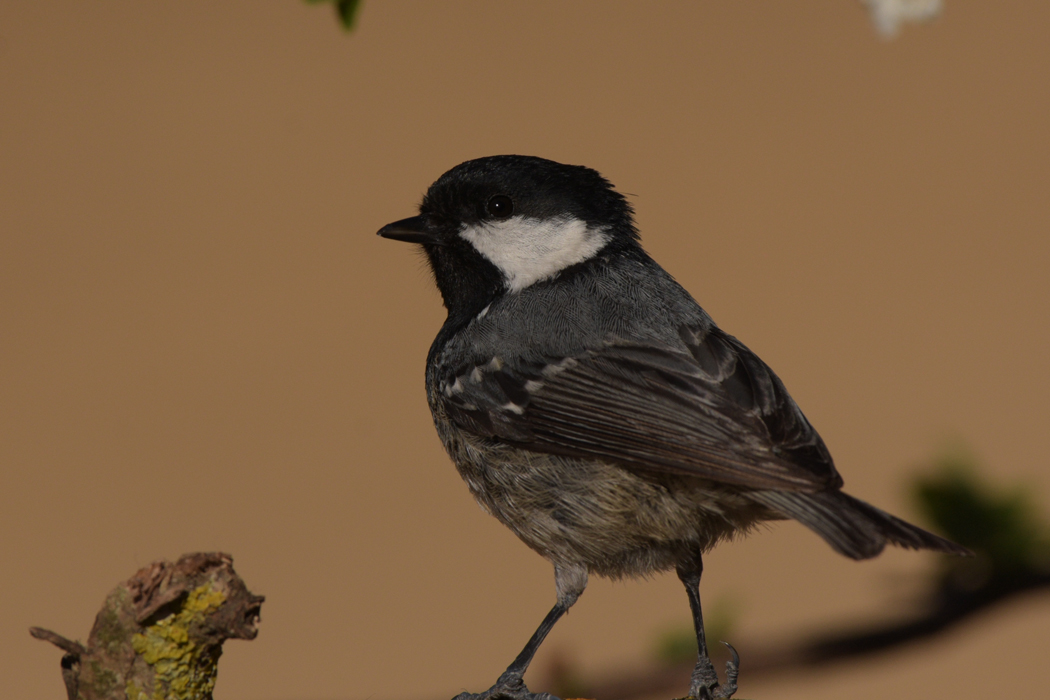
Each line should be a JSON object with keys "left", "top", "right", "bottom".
{"left": 914, "top": 456, "right": 1050, "bottom": 571}
{"left": 305, "top": 0, "right": 362, "bottom": 31}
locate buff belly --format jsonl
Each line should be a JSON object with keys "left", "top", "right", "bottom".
{"left": 438, "top": 423, "right": 775, "bottom": 579}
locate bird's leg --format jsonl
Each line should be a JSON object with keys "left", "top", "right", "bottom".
{"left": 488, "top": 600, "right": 567, "bottom": 697}
{"left": 453, "top": 565, "right": 587, "bottom": 700}
{"left": 676, "top": 556, "right": 738, "bottom": 700}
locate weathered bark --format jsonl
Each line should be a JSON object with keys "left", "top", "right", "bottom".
{"left": 32, "top": 552, "right": 263, "bottom": 700}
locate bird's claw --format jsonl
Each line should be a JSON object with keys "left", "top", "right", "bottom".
{"left": 712, "top": 642, "right": 739, "bottom": 698}
{"left": 685, "top": 642, "right": 740, "bottom": 700}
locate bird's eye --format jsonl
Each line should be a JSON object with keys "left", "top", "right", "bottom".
{"left": 487, "top": 195, "right": 514, "bottom": 219}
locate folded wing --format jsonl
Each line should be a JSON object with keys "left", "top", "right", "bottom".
{"left": 438, "top": 325, "right": 843, "bottom": 491}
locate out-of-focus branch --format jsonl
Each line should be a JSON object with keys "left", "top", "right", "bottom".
{"left": 31, "top": 553, "right": 263, "bottom": 700}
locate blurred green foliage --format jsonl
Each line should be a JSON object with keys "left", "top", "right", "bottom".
{"left": 913, "top": 450, "right": 1050, "bottom": 585}
{"left": 306, "top": 0, "right": 362, "bottom": 31}
{"left": 653, "top": 595, "right": 740, "bottom": 665}
{"left": 654, "top": 626, "right": 698, "bottom": 666}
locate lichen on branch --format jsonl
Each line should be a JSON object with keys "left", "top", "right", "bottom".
{"left": 32, "top": 552, "right": 263, "bottom": 700}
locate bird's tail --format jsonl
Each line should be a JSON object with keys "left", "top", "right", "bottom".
{"left": 748, "top": 489, "right": 971, "bottom": 560}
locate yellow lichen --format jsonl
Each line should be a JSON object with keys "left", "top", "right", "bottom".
{"left": 130, "top": 583, "right": 227, "bottom": 700}
{"left": 126, "top": 679, "right": 148, "bottom": 700}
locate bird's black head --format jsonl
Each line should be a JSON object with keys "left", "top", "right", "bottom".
{"left": 378, "top": 155, "right": 639, "bottom": 320}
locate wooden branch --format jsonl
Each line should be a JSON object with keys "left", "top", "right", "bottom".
{"left": 31, "top": 552, "right": 263, "bottom": 700}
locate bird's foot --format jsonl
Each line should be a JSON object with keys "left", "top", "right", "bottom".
{"left": 683, "top": 642, "right": 739, "bottom": 700}
{"left": 452, "top": 672, "right": 560, "bottom": 700}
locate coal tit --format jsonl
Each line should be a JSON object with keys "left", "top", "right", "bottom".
{"left": 378, "top": 155, "right": 967, "bottom": 700}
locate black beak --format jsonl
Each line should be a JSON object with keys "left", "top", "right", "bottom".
{"left": 377, "top": 216, "right": 437, "bottom": 244}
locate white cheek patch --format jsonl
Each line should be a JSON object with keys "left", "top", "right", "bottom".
{"left": 459, "top": 216, "right": 611, "bottom": 292}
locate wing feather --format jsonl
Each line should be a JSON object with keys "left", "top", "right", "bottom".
{"left": 438, "top": 325, "right": 842, "bottom": 491}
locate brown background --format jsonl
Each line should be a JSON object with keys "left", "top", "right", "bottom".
{"left": 2, "top": 2, "right": 1048, "bottom": 699}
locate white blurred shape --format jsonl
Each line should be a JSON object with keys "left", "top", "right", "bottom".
{"left": 862, "top": 0, "right": 943, "bottom": 38}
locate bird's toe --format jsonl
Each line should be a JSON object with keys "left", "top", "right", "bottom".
{"left": 453, "top": 677, "right": 561, "bottom": 700}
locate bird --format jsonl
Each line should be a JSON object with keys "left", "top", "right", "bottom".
{"left": 377, "top": 155, "right": 968, "bottom": 700}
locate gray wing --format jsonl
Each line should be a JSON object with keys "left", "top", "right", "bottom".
{"left": 438, "top": 324, "right": 843, "bottom": 491}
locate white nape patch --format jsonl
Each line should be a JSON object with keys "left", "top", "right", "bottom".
{"left": 459, "top": 216, "right": 610, "bottom": 292}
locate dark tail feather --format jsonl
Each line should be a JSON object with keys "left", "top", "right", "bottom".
{"left": 749, "top": 489, "right": 971, "bottom": 560}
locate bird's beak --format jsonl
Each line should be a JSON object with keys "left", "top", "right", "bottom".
{"left": 377, "top": 216, "right": 437, "bottom": 244}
